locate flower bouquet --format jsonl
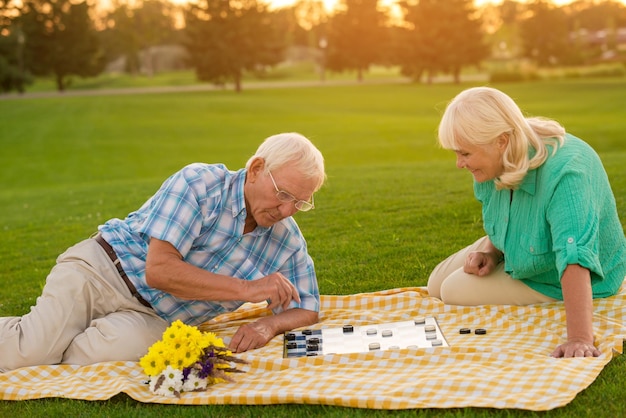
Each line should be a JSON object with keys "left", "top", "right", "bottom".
{"left": 140, "top": 320, "right": 248, "bottom": 398}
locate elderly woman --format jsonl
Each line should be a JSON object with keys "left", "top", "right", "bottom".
{"left": 428, "top": 86, "right": 626, "bottom": 358}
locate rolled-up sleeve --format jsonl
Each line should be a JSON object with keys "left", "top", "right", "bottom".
{"left": 547, "top": 165, "right": 604, "bottom": 283}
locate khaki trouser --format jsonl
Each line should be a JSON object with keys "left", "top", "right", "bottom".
{"left": 427, "top": 236, "right": 556, "bottom": 306}
{"left": 0, "top": 238, "right": 168, "bottom": 372}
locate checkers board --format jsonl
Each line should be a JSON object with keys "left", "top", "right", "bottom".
{"left": 283, "top": 317, "right": 448, "bottom": 358}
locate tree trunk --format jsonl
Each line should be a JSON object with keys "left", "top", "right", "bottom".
{"left": 56, "top": 74, "right": 65, "bottom": 92}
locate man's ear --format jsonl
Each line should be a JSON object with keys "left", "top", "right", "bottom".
{"left": 247, "top": 157, "right": 265, "bottom": 183}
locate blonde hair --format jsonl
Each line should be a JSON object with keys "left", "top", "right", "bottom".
{"left": 246, "top": 132, "right": 326, "bottom": 191}
{"left": 438, "top": 87, "right": 565, "bottom": 189}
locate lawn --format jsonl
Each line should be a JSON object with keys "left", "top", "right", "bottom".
{"left": 0, "top": 77, "right": 625, "bottom": 417}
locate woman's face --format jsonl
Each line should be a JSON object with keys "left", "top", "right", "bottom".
{"left": 453, "top": 137, "right": 506, "bottom": 183}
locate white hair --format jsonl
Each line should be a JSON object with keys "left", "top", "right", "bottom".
{"left": 246, "top": 132, "right": 326, "bottom": 191}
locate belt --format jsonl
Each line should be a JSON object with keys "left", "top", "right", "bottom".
{"left": 94, "top": 234, "right": 151, "bottom": 309}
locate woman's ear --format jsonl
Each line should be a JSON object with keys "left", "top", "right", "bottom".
{"left": 497, "top": 133, "right": 510, "bottom": 151}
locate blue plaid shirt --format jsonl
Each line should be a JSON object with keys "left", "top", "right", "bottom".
{"left": 98, "top": 163, "right": 320, "bottom": 326}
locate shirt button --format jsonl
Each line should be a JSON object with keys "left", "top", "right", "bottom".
{"left": 529, "top": 246, "right": 534, "bottom": 253}
{"left": 567, "top": 237, "right": 574, "bottom": 244}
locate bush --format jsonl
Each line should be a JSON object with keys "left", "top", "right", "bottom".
{"left": 488, "top": 69, "right": 540, "bottom": 83}
{"left": 0, "top": 55, "right": 33, "bottom": 94}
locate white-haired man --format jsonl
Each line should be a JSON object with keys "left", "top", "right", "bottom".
{"left": 0, "top": 132, "right": 325, "bottom": 371}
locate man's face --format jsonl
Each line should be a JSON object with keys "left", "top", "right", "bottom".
{"left": 246, "top": 160, "right": 317, "bottom": 228}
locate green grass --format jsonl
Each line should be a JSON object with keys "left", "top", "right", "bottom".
{"left": 1, "top": 78, "right": 626, "bottom": 417}
{"left": 20, "top": 64, "right": 407, "bottom": 92}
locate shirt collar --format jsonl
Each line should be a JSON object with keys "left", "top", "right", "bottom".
{"left": 517, "top": 147, "right": 540, "bottom": 195}
{"left": 518, "top": 168, "right": 537, "bottom": 195}
{"left": 231, "top": 169, "right": 247, "bottom": 217}
{"left": 231, "top": 168, "right": 271, "bottom": 235}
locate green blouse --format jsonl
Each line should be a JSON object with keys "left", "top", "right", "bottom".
{"left": 474, "top": 134, "right": 626, "bottom": 300}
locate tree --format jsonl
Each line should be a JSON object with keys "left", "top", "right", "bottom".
{"left": 272, "top": 3, "right": 309, "bottom": 48}
{"left": 567, "top": 0, "right": 626, "bottom": 31}
{"left": 101, "top": 3, "right": 141, "bottom": 75}
{"left": 282, "top": 0, "right": 329, "bottom": 80}
{"left": 291, "top": 0, "right": 327, "bottom": 35}
{"left": 493, "top": 0, "right": 524, "bottom": 54}
{"left": 102, "top": 0, "right": 178, "bottom": 76}
{"left": 18, "top": 0, "right": 105, "bottom": 91}
{"left": 134, "top": 0, "right": 177, "bottom": 76}
{"left": 566, "top": 0, "right": 626, "bottom": 64}
{"left": 183, "top": 0, "right": 285, "bottom": 92}
{"left": 325, "top": 0, "right": 388, "bottom": 82}
{"left": 0, "top": 0, "right": 33, "bottom": 93}
{"left": 398, "top": 0, "right": 489, "bottom": 84}
{"left": 520, "top": 0, "right": 570, "bottom": 66}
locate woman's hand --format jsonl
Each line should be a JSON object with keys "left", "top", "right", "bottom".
{"left": 555, "top": 264, "right": 600, "bottom": 358}
{"left": 464, "top": 250, "right": 502, "bottom": 276}
{"left": 551, "top": 339, "right": 600, "bottom": 358}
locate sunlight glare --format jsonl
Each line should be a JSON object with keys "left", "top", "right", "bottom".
{"left": 266, "top": 0, "right": 336, "bottom": 10}
{"left": 264, "top": 0, "right": 600, "bottom": 10}
{"left": 151, "top": 0, "right": 626, "bottom": 11}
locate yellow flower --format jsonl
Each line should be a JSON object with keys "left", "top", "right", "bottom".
{"left": 203, "top": 331, "right": 227, "bottom": 349}
{"left": 167, "top": 349, "right": 185, "bottom": 370}
{"left": 140, "top": 340, "right": 169, "bottom": 376}
{"left": 208, "top": 376, "right": 227, "bottom": 385}
{"left": 162, "top": 321, "right": 187, "bottom": 348}
{"left": 141, "top": 319, "right": 248, "bottom": 396}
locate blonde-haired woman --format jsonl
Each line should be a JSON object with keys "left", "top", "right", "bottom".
{"left": 428, "top": 86, "right": 626, "bottom": 358}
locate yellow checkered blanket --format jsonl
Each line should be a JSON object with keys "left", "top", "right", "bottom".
{"left": 1, "top": 286, "right": 625, "bottom": 410}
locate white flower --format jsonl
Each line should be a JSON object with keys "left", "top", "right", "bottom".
{"left": 182, "top": 370, "right": 208, "bottom": 392}
{"left": 149, "top": 366, "right": 184, "bottom": 397}
{"left": 162, "top": 365, "right": 184, "bottom": 384}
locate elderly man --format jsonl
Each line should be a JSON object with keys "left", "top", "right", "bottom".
{"left": 0, "top": 132, "right": 325, "bottom": 371}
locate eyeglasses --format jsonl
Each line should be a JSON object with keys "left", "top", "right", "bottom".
{"left": 268, "top": 171, "right": 315, "bottom": 212}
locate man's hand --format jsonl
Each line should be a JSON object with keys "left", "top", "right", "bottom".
{"left": 228, "top": 320, "right": 274, "bottom": 353}
{"left": 228, "top": 308, "right": 318, "bottom": 353}
{"left": 244, "top": 272, "right": 301, "bottom": 311}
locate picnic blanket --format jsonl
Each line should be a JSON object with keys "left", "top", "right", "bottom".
{"left": 1, "top": 285, "right": 625, "bottom": 410}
